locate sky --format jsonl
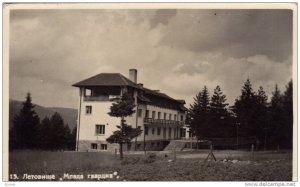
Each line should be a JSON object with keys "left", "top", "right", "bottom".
{"left": 9, "top": 8, "right": 293, "bottom": 109}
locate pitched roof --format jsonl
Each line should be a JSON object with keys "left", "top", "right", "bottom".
{"left": 72, "top": 73, "right": 139, "bottom": 88}
{"left": 72, "top": 72, "right": 186, "bottom": 108}
{"left": 143, "top": 87, "right": 178, "bottom": 102}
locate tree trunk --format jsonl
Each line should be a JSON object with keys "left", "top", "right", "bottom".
{"left": 119, "top": 116, "right": 125, "bottom": 159}
{"left": 119, "top": 142, "right": 123, "bottom": 159}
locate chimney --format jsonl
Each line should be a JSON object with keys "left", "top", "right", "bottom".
{"left": 129, "top": 69, "right": 137, "bottom": 83}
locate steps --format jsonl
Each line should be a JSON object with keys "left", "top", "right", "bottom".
{"left": 164, "top": 140, "right": 188, "bottom": 151}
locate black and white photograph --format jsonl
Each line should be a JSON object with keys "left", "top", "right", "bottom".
{"left": 3, "top": 3, "right": 297, "bottom": 183}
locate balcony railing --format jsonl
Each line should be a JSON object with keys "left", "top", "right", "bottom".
{"left": 143, "top": 118, "right": 184, "bottom": 126}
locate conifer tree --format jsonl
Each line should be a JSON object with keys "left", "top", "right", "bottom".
{"left": 233, "top": 79, "right": 257, "bottom": 137}
{"left": 106, "top": 92, "right": 142, "bottom": 159}
{"left": 50, "top": 112, "right": 66, "bottom": 150}
{"left": 9, "top": 93, "right": 40, "bottom": 150}
{"left": 210, "top": 85, "right": 228, "bottom": 116}
{"left": 282, "top": 80, "right": 293, "bottom": 148}
{"left": 40, "top": 116, "right": 52, "bottom": 150}
{"left": 64, "top": 124, "right": 72, "bottom": 150}
{"left": 269, "top": 84, "right": 284, "bottom": 148}
{"left": 188, "top": 86, "right": 210, "bottom": 139}
{"left": 187, "top": 92, "right": 202, "bottom": 138}
{"left": 267, "top": 82, "right": 293, "bottom": 149}
{"left": 254, "top": 86, "right": 269, "bottom": 149}
{"left": 209, "top": 85, "right": 231, "bottom": 138}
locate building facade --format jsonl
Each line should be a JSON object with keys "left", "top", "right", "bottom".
{"left": 73, "top": 69, "right": 189, "bottom": 152}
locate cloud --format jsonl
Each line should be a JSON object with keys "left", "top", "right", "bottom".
{"left": 9, "top": 9, "right": 293, "bottom": 108}
{"left": 160, "top": 9, "right": 292, "bottom": 62}
{"left": 150, "top": 9, "right": 177, "bottom": 28}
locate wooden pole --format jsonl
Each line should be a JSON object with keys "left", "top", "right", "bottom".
{"left": 205, "top": 143, "right": 216, "bottom": 161}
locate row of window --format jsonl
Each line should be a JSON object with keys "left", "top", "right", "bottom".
{"left": 94, "top": 124, "right": 185, "bottom": 138}
{"left": 138, "top": 109, "right": 184, "bottom": 121}
{"left": 85, "top": 106, "right": 184, "bottom": 122}
{"left": 144, "top": 126, "right": 182, "bottom": 138}
{"left": 91, "top": 143, "right": 107, "bottom": 150}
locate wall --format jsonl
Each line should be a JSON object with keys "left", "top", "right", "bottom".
{"left": 138, "top": 105, "right": 186, "bottom": 141}
{"left": 125, "top": 104, "right": 146, "bottom": 142}
{"left": 75, "top": 87, "right": 188, "bottom": 151}
{"left": 79, "top": 101, "right": 120, "bottom": 141}
{"left": 76, "top": 88, "right": 121, "bottom": 151}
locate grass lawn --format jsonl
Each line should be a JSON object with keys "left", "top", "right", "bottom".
{"left": 9, "top": 150, "right": 293, "bottom": 181}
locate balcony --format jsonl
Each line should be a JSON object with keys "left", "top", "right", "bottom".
{"left": 143, "top": 118, "right": 184, "bottom": 126}
{"left": 83, "top": 95, "right": 120, "bottom": 102}
{"left": 83, "top": 96, "right": 109, "bottom": 101}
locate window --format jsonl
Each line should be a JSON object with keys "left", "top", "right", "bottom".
{"left": 101, "top": 144, "right": 107, "bottom": 150}
{"left": 85, "top": 106, "right": 92, "bottom": 114}
{"left": 174, "top": 115, "right": 177, "bottom": 121}
{"left": 95, "top": 124, "right": 105, "bottom": 135}
{"left": 169, "top": 128, "right": 172, "bottom": 138}
{"left": 152, "top": 128, "right": 155, "bottom": 135}
{"left": 164, "top": 113, "right": 167, "bottom": 120}
{"left": 152, "top": 111, "right": 156, "bottom": 119}
{"left": 91, "top": 143, "right": 97, "bottom": 149}
{"left": 157, "top": 127, "right": 161, "bottom": 135}
{"left": 145, "top": 126, "right": 149, "bottom": 135}
{"left": 145, "top": 110, "right": 149, "bottom": 118}
{"left": 85, "top": 88, "right": 92, "bottom": 96}
{"left": 169, "top": 114, "right": 172, "bottom": 120}
{"left": 138, "top": 109, "right": 142, "bottom": 117}
{"left": 158, "top": 112, "right": 161, "bottom": 119}
{"left": 181, "top": 115, "right": 184, "bottom": 121}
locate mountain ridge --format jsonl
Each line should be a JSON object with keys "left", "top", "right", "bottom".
{"left": 9, "top": 99, "right": 78, "bottom": 130}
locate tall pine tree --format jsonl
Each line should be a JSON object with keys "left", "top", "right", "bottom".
{"left": 209, "top": 85, "right": 232, "bottom": 138}
{"left": 188, "top": 86, "right": 210, "bottom": 139}
{"left": 233, "top": 79, "right": 257, "bottom": 138}
{"left": 210, "top": 85, "right": 228, "bottom": 117}
{"left": 254, "top": 86, "right": 269, "bottom": 149}
{"left": 269, "top": 84, "right": 284, "bottom": 149}
{"left": 282, "top": 80, "right": 293, "bottom": 148}
{"left": 9, "top": 93, "right": 40, "bottom": 150}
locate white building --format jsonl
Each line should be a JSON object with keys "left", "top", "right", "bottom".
{"left": 73, "top": 69, "right": 189, "bottom": 152}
